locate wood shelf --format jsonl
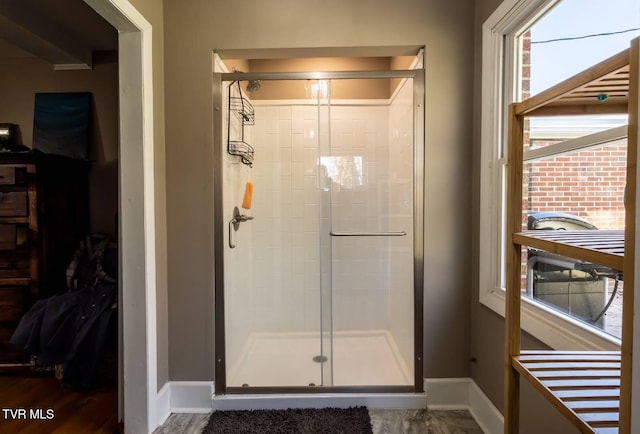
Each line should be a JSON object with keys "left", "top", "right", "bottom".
{"left": 514, "top": 351, "right": 621, "bottom": 433}
{"left": 514, "top": 230, "right": 624, "bottom": 271}
{"left": 0, "top": 277, "right": 31, "bottom": 285}
{"left": 514, "top": 48, "right": 630, "bottom": 117}
{"left": 0, "top": 216, "right": 30, "bottom": 224}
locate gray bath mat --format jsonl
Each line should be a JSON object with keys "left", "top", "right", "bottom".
{"left": 203, "top": 406, "right": 373, "bottom": 434}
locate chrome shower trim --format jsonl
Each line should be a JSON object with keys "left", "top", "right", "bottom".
{"left": 329, "top": 231, "right": 407, "bottom": 237}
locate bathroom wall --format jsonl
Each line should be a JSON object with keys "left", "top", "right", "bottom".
{"left": 0, "top": 54, "right": 119, "bottom": 238}
{"left": 164, "top": 0, "right": 475, "bottom": 381}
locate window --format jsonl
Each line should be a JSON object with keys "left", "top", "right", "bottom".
{"left": 480, "top": 0, "right": 639, "bottom": 349}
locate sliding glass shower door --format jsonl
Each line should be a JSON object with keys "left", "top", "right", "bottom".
{"left": 324, "top": 78, "right": 416, "bottom": 387}
{"left": 214, "top": 70, "right": 423, "bottom": 393}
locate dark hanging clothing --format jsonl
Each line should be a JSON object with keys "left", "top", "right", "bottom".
{"left": 10, "top": 284, "right": 117, "bottom": 367}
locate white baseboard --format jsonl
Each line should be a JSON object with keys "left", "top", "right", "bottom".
{"left": 155, "top": 378, "right": 502, "bottom": 434}
{"left": 156, "top": 382, "right": 171, "bottom": 428}
{"left": 170, "top": 381, "right": 215, "bottom": 413}
{"left": 212, "top": 392, "right": 427, "bottom": 411}
{"left": 425, "top": 378, "right": 470, "bottom": 409}
{"left": 154, "top": 380, "right": 214, "bottom": 429}
{"left": 468, "top": 380, "right": 504, "bottom": 434}
{"left": 426, "top": 377, "right": 503, "bottom": 434}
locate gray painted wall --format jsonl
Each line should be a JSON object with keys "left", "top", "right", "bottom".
{"left": 0, "top": 55, "right": 118, "bottom": 239}
{"left": 471, "top": 0, "right": 581, "bottom": 432}
{"left": 163, "top": 0, "right": 475, "bottom": 381}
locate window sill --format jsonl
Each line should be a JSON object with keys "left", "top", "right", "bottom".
{"left": 480, "top": 287, "right": 621, "bottom": 350}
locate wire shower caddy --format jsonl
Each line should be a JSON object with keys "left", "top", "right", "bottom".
{"left": 227, "top": 81, "right": 255, "bottom": 166}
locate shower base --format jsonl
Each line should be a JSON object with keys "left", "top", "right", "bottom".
{"left": 227, "top": 330, "right": 412, "bottom": 388}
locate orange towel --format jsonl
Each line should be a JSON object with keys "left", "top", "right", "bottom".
{"left": 242, "top": 182, "right": 253, "bottom": 209}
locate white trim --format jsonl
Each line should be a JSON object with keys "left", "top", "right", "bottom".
{"left": 171, "top": 381, "right": 215, "bottom": 414}
{"left": 82, "top": 1, "right": 158, "bottom": 433}
{"left": 213, "top": 52, "right": 229, "bottom": 73}
{"left": 140, "top": 25, "right": 159, "bottom": 434}
{"left": 425, "top": 378, "right": 469, "bottom": 410}
{"left": 156, "top": 382, "right": 171, "bottom": 427}
{"left": 478, "top": 0, "right": 624, "bottom": 352}
{"left": 468, "top": 381, "right": 504, "bottom": 434}
{"left": 212, "top": 392, "right": 426, "bottom": 411}
{"left": 481, "top": 289, "right": 619, "bottom": 350}
{"left": 426, "top": 378, "right": 503, "bottom": 434}
{"left": 154, "top": 382, "right": 214, "bottom": 429}
{"left": 163, "top": 381, "right": 426, "bottom": 413}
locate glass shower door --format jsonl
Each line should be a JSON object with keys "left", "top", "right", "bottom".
{"left": 324, "top": 77, "right": 415, "bottom": 387}
{"left": 317, "top": 80, "right": 333, "bottom": 387}
{"left": 216, "top": 70, "right": 421, "bottom": 392}
{"left": 222, "top": 78, "right": 330, "bottom": 389}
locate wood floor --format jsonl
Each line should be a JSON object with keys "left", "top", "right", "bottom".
{"left": 0, "top": 374, "right": 118, "bottom": 434}
{"left": 0, "top": 374, "right": 483, "bottom": 434}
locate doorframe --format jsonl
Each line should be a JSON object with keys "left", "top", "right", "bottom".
{"left": 213, "top": 68, "right": 424, "bottom": 395}
{"left": 82, "top": 1, "right": 157, "bottom": 432}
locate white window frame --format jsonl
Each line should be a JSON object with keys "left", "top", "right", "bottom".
{"left": 479, "top": 0, "right": 621, "bottom": 350}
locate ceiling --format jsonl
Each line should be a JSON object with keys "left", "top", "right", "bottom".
{"left": 0, "top": 0, "right": 117, "bottom": 67}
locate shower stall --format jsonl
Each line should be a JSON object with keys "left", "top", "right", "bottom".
{"left": 213, "top": 67, "right": 424, "bottom": 394}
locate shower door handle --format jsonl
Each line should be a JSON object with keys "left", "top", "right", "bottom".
{"left": 329, "top": 231, "right": 406, "bottom": 237}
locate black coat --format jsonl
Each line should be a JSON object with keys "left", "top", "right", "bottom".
{"left": 10, "top": 284, "right": 117, "bottom": 366}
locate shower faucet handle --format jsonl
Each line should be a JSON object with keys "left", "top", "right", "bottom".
{"left": 231, "top": 206, "right": 253, "bottom": 225}
{"left": 229, "top": 206, "right": 254, "bottom": 249}
{"left": 235, "top": 214, "right": 254, "bottom": 223}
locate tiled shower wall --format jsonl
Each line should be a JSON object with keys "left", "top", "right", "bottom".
{"left": 328, "top": 105, "right": 392, "bottom": 331}
{"left": 250, "top": 104, "right": 326, "bottom": 333}
{"left": 225, "top": 86, "right": 415, "bottom": 369}
{"left": 248, "top": 102, "right": 396, "bottom": 332}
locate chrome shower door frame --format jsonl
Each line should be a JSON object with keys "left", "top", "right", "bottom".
{"left": 213, "top": 69, "right": 425, "bottom": 395}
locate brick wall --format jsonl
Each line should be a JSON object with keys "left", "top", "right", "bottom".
{"left": 524, "top": 141, "right": 628, "bottom": 230}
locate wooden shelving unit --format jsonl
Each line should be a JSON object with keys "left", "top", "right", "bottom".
{"left": 0, "top": 152, "right": 89, "bottom": 370}
{"left": 504, "top": 38, "right": 639, "bottom": 433}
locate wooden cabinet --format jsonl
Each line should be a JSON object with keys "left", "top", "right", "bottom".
{"left": 0, "top": 151, "right": 89, "bottom": 367}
